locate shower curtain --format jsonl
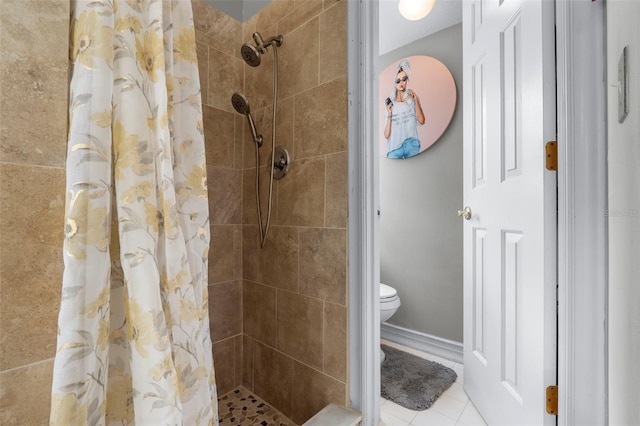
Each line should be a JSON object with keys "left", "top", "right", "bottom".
{"left": 50, "top": 1, "right": 217, "bottom": 424}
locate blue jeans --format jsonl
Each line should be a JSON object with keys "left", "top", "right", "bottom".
{"left": 387, "top": 137, "right": 420, "bottom": 159}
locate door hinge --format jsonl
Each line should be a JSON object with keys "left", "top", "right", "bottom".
{"left": 545, "top": 141, "right": 558, "bottom": 171}
{"left": 546, "top": 385, "right": 558, "bottom": 416}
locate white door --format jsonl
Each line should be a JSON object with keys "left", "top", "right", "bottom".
{"left": 462, "top": 0, "right": 557, "bottom": 425}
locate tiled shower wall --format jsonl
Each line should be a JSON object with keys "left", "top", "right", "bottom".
{"left": 240, "top": 0, "right": 348, "bottom": 422}
{"left": 0, "top": 1, "right": 69, "bottom": 424}
{"left": 195, "top": 0, "right": 349, "bottom": 424}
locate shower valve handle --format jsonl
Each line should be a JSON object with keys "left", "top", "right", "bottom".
{"left": 269, "top": 147, "right": 290, "bottom": 180}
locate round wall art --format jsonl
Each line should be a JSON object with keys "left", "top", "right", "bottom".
{"left": 379, "top": 55, "right": 457, "bottom": 159}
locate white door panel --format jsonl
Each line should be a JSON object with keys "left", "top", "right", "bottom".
{"left": 462, "top": 0, "right": 557, "bottom": 425}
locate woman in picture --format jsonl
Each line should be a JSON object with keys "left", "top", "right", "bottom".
{"left": 384, "top": 58, "right": 426, "bottom": 159}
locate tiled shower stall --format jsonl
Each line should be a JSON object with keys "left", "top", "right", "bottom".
{"left": 0, "top": 0, "right": 349, "bottom": 424}
{"left": 195, "top": 0, "right": 349, "bottom": 423}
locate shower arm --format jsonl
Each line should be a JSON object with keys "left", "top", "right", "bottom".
{"left": 253, "top": 32, "right": 283, "bottom": 53}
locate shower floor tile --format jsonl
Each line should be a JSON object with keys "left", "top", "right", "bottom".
{"left": 218, "top": 386, "right": 298, "bottom": 426}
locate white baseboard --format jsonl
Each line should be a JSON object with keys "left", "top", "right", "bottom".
{"left": 380, "top": 323, "right": 463, "bottom": 364}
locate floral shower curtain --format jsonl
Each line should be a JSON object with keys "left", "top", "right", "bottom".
{"left": 50, "top": 1, "right": 217, "bottom": 424}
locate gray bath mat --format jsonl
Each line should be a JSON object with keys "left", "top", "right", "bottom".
{"left": 381, "top": 344, "right": 458, "bottom": 410}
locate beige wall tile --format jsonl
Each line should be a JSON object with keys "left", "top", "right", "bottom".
{"left": 196, "top": 41, "right": 209, "bottom": 106}
{"left": 203, "top": 105, "right": 235, "bottom": 167}
{"left": 243, "top": 280, "right": 277, "bottom": 346}
{"left": 278, "top": 18, "right": 319, "bottom": 99}
{"left": 200, "top": 0, "right": 350, "bottom": 417}
{"left": 208, "top": 48, "right": 244, "bottom": 114}
{"left": 323, "top": 302, "right": 347, "bottom": 382}
{"left": 293, "top": 0, "right": 324, "bottom": 12}
{"left": 242, "top": 106, "right": 274, "bottom": 168}
{"left": 325, "top": 151, "right": 347, "bottom": 228}
{"left": 255, "top": 0, "right": 295, "bottom": 35}
{"left": 253, "top": 341, "right": 293, "bottom": 417}
{"left": 299, "top": 228, "right": 346, "bottom": 305}
{"left": 241, "top": 99, "right": 294, "bottom": 170}
{"left": 241, "top": 116, "right": 256, "bottom": 170}
{"left": 291, "top": 361, "right": 346, "bottom": 424}
{"left": 319, "top": 1, "right": 347, "bottom": 83}
{"left": 294, "top": 76, "right": 348, "bottom": 158}
{"left": 242, "top": 335, "right": 254, "bottom": 390}
{"left": 275, "top": 97, "right": 295, "bottom": 160}
{"left": 0, "top": 0, "right": 68, "bottom": 167}
{"left": 234, "top": 335, "right": 242, "bottom": 389}
{"left": 0, "top": 241, "right": 62, "bottom": 370}
{"left": 213, "top": 337, "right": 236, "bottom": 396}
{"left": 242, "top": 15, "right": 258, "bottom": 46}
{"left": 192, "top": 0, "right": 241, "bottom": 57}
{"left": 242, "top": 226, "right": 259, "bottom": 281}
{"left": 195, "top": 25, "right": 215, "bottom": 48}
{"left": 0, "top": 164, "right": 64, "bottom": 370}
{"left": 244, "top": 46, "right": 275, "bottom": 112}
{"left": 242, "top": 166, "right": 277, "bottom": 225}
{"left": 276, "top": 290, "right": 323, "bottom": 369}
{"left": 240, "top": 103, "right": 290, "bottom": 170}
{"left": 209, "top": 280, "right": 242, "bottom": 342}
{"left": 0, "top": 164, "right": 65, "bottom": 245}
{"left": 323, "top": 0, "right": 341, "bottom": 9}
{"left": 279, "top": 0, "right": 323, "bottom": 35}
{"left": 0, "top": 359, "right": 53, "bottom": 425}
{"left": 207, "top": 166, "right": 242, "bottom": 224}
{"left": 209, "top": 225, "right": 241, "bottom": 283}
{"left": 276, "top": 157, "right": 325, "bottom": 227}
{"left": 241, "top": 167, "right": 259, "bottom": 225}
{"left": 234, "top": 115, "right": 245, "bottom": 169}
{"left": 258, "top": 227, "right": 299, "bottom": 292}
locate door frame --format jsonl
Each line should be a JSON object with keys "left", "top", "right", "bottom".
{"left": 347, "top": 1, "right": 380, "bottom": 424}
{"left": 346, "top": 1, "right": 607, "bottom": 425}
{"left": 555, "top": 0, "right": 607, "bottom": 424}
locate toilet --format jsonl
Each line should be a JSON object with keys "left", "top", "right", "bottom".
{"left": 380, "top": 283, "right": 401, "bottom": 362}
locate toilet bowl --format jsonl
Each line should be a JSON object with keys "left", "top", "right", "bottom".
{"left": 380, "top": 283, "right": 401, "bottom": 363}
{"left": 380, "top": 283, "right": 401, "bottom": 322}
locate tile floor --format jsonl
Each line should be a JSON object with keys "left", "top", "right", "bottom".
{"left": 379, "top": 339, "right": 487, "bottom": 426}
{"left": 218, "top": 386, "right": 297, "bottom": 426}
{"left": 217, "top": 341, "right": 487, "bottom": 426}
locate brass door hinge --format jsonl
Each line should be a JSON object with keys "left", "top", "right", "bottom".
{"left": 546, "top": 385, "right": 558, "bottom": 416}
{"left": 545, "top": 141, "right": 558, "bottom": 171}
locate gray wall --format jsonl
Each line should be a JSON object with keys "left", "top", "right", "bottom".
{"left": 203, "top": 0, "right": 269, "bottom": 22}
{"left": 379, "top": 24, "right": 463, "bottom": 343}
{"left": 607, "top": 0, "right": 640, "bottom": 423}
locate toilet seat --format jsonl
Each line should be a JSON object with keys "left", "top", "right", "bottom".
{"left": 379, "top": 283, "right": 400, "bottom": 324}
{"left": 380, "top": 283, "right": 397, "bottom": 300}
{"left": 379, "top": 283, "right": 401, "bottom": 361}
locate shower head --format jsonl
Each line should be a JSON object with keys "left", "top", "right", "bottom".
{"left": 240, "top": 32, "right": 283, "bottom": 67}
{"left": 231, "top": 93, "right": 263, "bottom": 147}
{"left": 241, "top": 43, "right": 262, "bottom": 67}
{"left": 231, "top": 92, "right": 250, "bottom": 115}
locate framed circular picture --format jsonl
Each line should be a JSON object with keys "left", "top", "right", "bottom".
{"left": 379, "top": 55, "right": 457, "bottom": 159}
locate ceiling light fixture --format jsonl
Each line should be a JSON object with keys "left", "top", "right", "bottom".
{"left": 398, "top": 0, "right": 436, "bottom": 21}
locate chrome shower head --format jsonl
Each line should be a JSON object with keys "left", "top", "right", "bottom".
{"left": 240, "top": 32, "right": 283, "bottom": 67}
{"left": 231, "top": 92, "right": 250, "bottom": 115}
{"left": 241, "top": 43, "right": 262, "bottom": 67}
{"left": 231, "top": 93, "right": 263, "bottom": 147}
